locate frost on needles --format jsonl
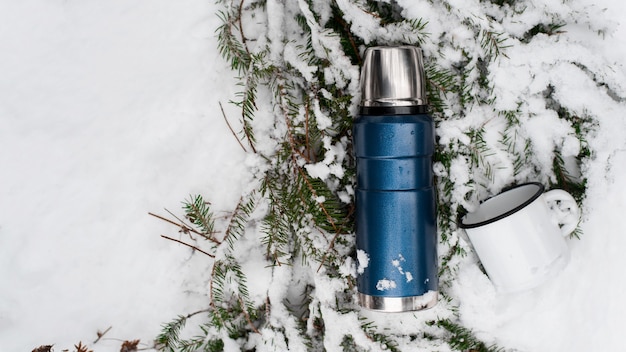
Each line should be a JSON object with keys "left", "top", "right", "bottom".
{"left": 154, "top": 0, "right": 617, "bottom": 351}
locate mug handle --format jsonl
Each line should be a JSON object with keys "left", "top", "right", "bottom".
{"left": 543, "top": 189, "right": 581, "bottom": 236}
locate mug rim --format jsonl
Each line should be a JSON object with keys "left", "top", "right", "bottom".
{"left": 459, "top": 182, "right": 545, "bottom": 229}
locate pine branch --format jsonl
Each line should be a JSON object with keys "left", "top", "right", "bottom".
{"left": 220, "top": 101, "right": 248, "bottom": 153}
{"left": 183, "top": 195, "right": 216, "bottom": 238}
{"left": 359, "top": 319, "right": 401, "bottom": 352}
{"left": 326, "top": 2, "right": 363, "bottom": 65}
{"left": 425, "top": 62, "right": 459, "bottom": 113}
{"left": 223, "top": 193, "right": 257, "bottom": 251}
{"left": 523, "top": 22, "right": 566, "bottom": 42}
{"left": 156, "top": 310, "right": 212, "bottom": 352}
{"left": 466, "top": 127, "right": 497, "bottom": 183}
{"left": 435, "top": 319, "right": 504, "bottom": 352}
{"left": 209, "top": 256, "right": 261, "bottom": 337}
{"left": 480, "top": 29, "right": 510, "bottom": 59}
{"left": 148, "top": 211, "right": 203, "bottom": 238}
{"left": 238, "top": 295, "right": 261, "bottom": 334}
{"left": 270, "top": 70, "right": 354, "bottom": 271}
{"left": 217, "top": 6, "right": 275, "bottom": 153}
{"left": 216, "top": 9, "right": 251, "bottom": 73}
{"left": 160, "top": 235, "right": 215, "bottom": 258}
{"left": 177, "top": 338, "right": 205, "bottom": 352}
{"left": 156, "top": 315, "right": 187, "bottom": 352}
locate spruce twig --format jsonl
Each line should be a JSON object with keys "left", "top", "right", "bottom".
{"left": 220, "top": 101, "right": 248, "bottom": 153}
{"left": 184, "top": 195, "right": 215, "bottom": 235}
{"left": 272, "top": 74, "right": 346, "bottom": 269}
{"left": 160, "top": 235, "right": 215, "bottom": 258}
{"left": 237, "top": 0, "right": 250, "bottom": 57}
{"left": 436, "top": 319, "right": 504, "bottom": 352}
{"left": 148, "top": 212, "right": 196, "bottom": 235}
{"left": 238, "top": 296, "right": 261, "bottom": 334}
{"left": 164, "top": 208, "right": 196, "bottom": 233}
{"left": 149, "top": 211, "right": 221, "bottom": 245}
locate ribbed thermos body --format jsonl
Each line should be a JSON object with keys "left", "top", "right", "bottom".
{"left": 354, "top": 46, "right": 438, "bottom": 312}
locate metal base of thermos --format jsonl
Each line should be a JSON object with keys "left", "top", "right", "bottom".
{"left": 358, "top": 291, "right": 438, "bottom": 313}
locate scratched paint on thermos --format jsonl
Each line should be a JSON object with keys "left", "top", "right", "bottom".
{"left": 354, "top": 46, "right": 438, "bottom": 312}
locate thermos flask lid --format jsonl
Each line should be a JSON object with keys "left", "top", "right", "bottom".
{"left": 360, "top": 46, "right": 428, "bottom": 107}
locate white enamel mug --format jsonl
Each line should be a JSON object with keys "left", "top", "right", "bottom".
{"left": 459, "top": 182, "right": 580, "bottom": 293}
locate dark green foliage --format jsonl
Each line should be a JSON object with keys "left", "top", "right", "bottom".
{"left": 480, "top": 29, "right": 510, "bottom": 59}
{"left": 260, "top": 165, "right": 352, "bottom": 267}
{"left": 365, "top": 0, "right": 403, "bottom": 25}
{"left": 435, "top": 319, "right": 505, "bottom": 352}
{"left": 156, "top": 313, "right": 230, "bottom": 352}
{"left": 542, "top": 84, "right": 592, "bottom": 207}
{"left": 184, "top": 195, "right": 215, "bottom": 236}
{"left": 216, "top": 5, "right": 277, "bottom": 152}
{"left": 216, "top": 9, "right": 251, "bottom": 74}
{"left": 359, "top": 319, "right": 401, "bottom": 352}
{"left": 466, "top": 127, "right": 497, "bottom": 182}
{"left": 156, "top": 315, "right": 188, "bottom": 352}
{"left": 325, "top": 3, "right": 364, "bottom": 65}
{"left": 486, "top": 0, "right": 517, "bottom": 7}
{"left": 156, "top": 192, "right": 263, "bottom": 351}
{"left": 523, "top": 22, "right": 566, "bottom": 42}
{"left": 425, "top": 61, "right": 459, "bottom": 114}
{"left": 223, "top": 193, "right": 257, "bottom": 251}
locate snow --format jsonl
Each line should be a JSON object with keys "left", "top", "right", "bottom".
{"left": 0, "top": 0, "right": 246, "bottom": 350}
{"left": 356, "top": 249, "right": 369, "bottom": 274}
{"left": 406, "top": 272, "right": 413, "bottom": 283}
{"left": 2, "top": 0, "right": 626, "bottom": 351}
{"left": 375, "top": 279, "right": 397, "bottom": 292}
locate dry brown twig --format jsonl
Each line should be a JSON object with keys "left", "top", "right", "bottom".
{"left": 93, "top": 326, "right": 112, "bottom": 344}
{"left": 148, "top": 212, "right": 196, "bottom": 236}
{"left": 149, "top": 211, "right": 223, "bottom": 245}
{"left": 160, "top": 235, "right": 215, "bottom": 258}
{"left": 220, "top": 101, "right": 249, "bottom": 153}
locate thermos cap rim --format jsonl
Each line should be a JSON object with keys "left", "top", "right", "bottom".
{"left": 359, "top": 105, "right": 429, "bottom": 116}
{"left": 360, "top": 98, "right": 428, "bottom": 107}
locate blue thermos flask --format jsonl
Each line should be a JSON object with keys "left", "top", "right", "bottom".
{"left": 354, "top": 46, "right": 438, "bottom": 312}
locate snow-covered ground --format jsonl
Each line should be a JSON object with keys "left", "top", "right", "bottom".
{"left": 1, "top": 0, "right": 626, "bottom": 351}
{"left": 0, "top": 1, "right": 246, "bottom": 350}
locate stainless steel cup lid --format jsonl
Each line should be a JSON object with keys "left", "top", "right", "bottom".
{"left": 360, "top": 46, "right": 428, "bottom": 107}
